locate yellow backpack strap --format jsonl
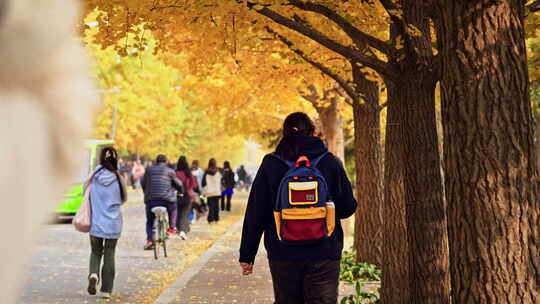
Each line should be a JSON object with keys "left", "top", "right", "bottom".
{"left": 326, "top": 202, "right": 336, "bottom": 236}
{"left": 273, "top": 211, "right": 282, "bottom": 240}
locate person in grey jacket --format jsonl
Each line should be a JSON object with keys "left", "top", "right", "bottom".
{"left": 87, "top": 147, "right": 127, "bottom": 299}
{"left": 141, "top": 154, "right": 184, "bottom": 250}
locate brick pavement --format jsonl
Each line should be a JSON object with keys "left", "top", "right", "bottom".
{"left": 156, "top": 221, "right": 275, "bottom": 304}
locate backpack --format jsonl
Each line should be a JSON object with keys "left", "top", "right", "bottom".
{"left": 270, "top": 152, "right": 336, "bottom": 245}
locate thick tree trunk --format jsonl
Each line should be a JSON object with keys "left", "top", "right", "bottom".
{"left": 381, "top": 1, "right": 452, "bottom": 301}
{"left": 438, "top": 2, "right": 540, "bottom": 302}
{"left": 396, "top": 76, "right": 450, "bottom": 303}
{"left": 380, "top": 81, "right": 408, "bottom": 304}
{"left": 352, "top": 73, "right": 383, "bottom": 266}
{"left": 316, "top": 97, "right": 345, "bottom": 162}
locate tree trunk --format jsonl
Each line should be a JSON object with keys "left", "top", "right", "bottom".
{"left": 438, "top": 2, "right": 540, "bottom": 302}
{"left": 395, "top": 75, "right": 451, "bottom": 303}
{"left": 316, "top": 97, "right": 345, "bottom": 162}
{"left": 380, "top": 81, "right": 408, "bottom": 304}
{"left": 536, "top": 112, "right": 540, "bottom": 171}
{"left": 379, "top": 1, "right": 453, "bottom": 301}
{"left": 352, "top": 72, "right": 383, "bottom": 266}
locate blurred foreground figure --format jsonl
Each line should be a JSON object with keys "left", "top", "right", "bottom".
{"left": 0, "top": 1, "right": 98, "bottom": 302}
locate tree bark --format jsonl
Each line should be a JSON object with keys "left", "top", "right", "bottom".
{"left": 381, "top": 80, "right": 409, "bottom": 304}
{"left": 536, "top": 112, "right": 540, "bottom": 171}
{"left": 352, "top": 71, "right": 383, "bottom": 267}
{"left": 438, "top": 1, "right": 540, "bottom": 302}
{"left": 314, "top": 96, "right": 345, "bottom": 162}
{"left": 378, "top": 1, "right": 453, "bottom": 301}
{"left": 397, "top": 75, "right": 450, "bottom": 303}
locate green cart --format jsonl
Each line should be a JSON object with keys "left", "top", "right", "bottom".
{"left": 55, "top": 139, "right": 114, "bottom": 219}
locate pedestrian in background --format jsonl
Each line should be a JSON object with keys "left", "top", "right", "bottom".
{"left": 87, "top": 147, "right": 127, "bottom": 299}
{"left": 118, "top": 159, "right": 130, "bottom": 184}
{"left": 191, "top": 160, "right": 207, "bottom": 221}
{"left": 191, "top": 160, "right": 204, "bottom": 187}
{"left": 176, "top": 156, "right": 198, "bottom": 239}
{"left": 131, "top": 160, "right": 145, "bottom": 190}
{"left": 125, "top": 160, "right": 134, "bottom": 188}
{"left": 202, "top": 158, "right": 222, "bottom": 224}
{"left": 221, "top": 161, "right": 235, "bottom": 212}
{"left": 236, "top": 165, "right": 247, "bottom": 190}
{"left": 141, "top": 154, "right": 184, "bottom": 250}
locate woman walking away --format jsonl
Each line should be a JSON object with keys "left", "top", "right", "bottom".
{"left": 202, "top": 158, "right": 222, "bottom": 224}
{"left": 191, "top": 160, "right": 205, "bottom": 187}
{"left": 131, "top": 159, "right": 145, "bottom": 190}
{"left": 176, "top": 156, "right": 198, "bottom": 240}
{"left": 239, "top": 112, "right": 357, "bottom": 304}
{"left": 88, "top": 147, "right": 127, "bottom": 299}
{"left": 221, "top": 161, "right": 236, "bottom": 212}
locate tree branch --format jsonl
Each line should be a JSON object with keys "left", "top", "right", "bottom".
{"left": 333, "top": 87, "right": 354, "bottom": 106}
{"left": 301, "top": 85, "right": 321, "bottom": 104}
{"left": 287, "top": 0, "right": 396, "bottom": 55}
{"left": 250, "top": 4, "right": 399, "bottom": 81}
{"left": 149, "top": 5, "right": 183, "bottom": 11}
{"left": 351, "top": 61, "right": 381, "bottom": 113}
{"left": 266, "top": 26, "right": 358, "bottom": 104}
{"left": 378, "top": 0, "right": 402, "bottom": 21}
{"left": 378, "top": 101, "right": 388, "bottom": 111}
{"left": 528, "top": 0, "right": 540, "bottom": 12}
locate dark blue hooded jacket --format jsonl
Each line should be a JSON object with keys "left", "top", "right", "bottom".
{"left": 239, "top": 135, "right": 357, "bottom": 263}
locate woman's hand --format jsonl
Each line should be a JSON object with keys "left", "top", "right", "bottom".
{"left": 240, "top": 262, "right": 253, "bottom": 276}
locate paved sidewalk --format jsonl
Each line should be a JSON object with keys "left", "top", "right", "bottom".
{"left": 155, "top": 219, "right": 358, "bottom": 304}
{"left": 157, "top": 221, "right": 275, "bottom": 304}
{"left": 19, "top": 192, "right": 248, "bottom": 304}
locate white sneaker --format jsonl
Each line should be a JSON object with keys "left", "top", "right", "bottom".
{"left": 179, "top": 231, "right": 187, "bottom": 240}
{"left": 99, "top": 292, "right": 112, "bottom": 299}
{"left": 87, "top": 273, "right": 98, "bottom": 295}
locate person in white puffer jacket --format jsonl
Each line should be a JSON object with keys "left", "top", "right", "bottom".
{"left": 201, "top": 158, "right": 222, "bottom": 224}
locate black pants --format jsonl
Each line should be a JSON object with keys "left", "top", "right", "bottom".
{"left": 177, "top": 195, "right": 193, "bottom": 233}
{"left": 221, "top": 193, "right": 232, "bottom": 211}
{"left": 207, "top": 196, "right": 220, "bottom": 223}
{"left": 269, "top": 259, "right": 340, "bottom": 304}
{"left": 89, "top": 236, "right": 118, "bottom": 293}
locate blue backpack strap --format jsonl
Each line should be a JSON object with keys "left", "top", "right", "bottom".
{"left": 268, "top": 152, "right": 295, "bottom": 168}
{"left": 311, "top": 151, "right": 330, "bottom": 168}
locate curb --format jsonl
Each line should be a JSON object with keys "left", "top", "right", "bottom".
{"left": 153, "top": 219, "right": 244, "bottom": 304}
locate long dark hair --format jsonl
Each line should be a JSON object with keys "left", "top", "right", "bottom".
{"left": 100, "top": 147, "right": 119, "bottom": 172}
{"left": 99, "top": 147, "right": 126, "bottom": 202}
{"left": 275, "top": 112, "right": 316, "bottom": 160}
{"left": 223, "top": 161, "right": 231, "bottom": 171}
{"left": 176, "top": 155, "right": 192, "bottom": 177}
{"left": 207, "top": 158, "right": 218, "bottom": 174}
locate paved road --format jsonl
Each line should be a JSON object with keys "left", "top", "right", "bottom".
{"left": 18, "top": 192, "right": 245, "bottom": 304}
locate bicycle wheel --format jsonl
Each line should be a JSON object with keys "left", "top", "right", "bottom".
{"left": 162, "top": 218, "right": 168, "bottom": 257}
{"left": 153, "top": 219, "right": 160, "bottom": 260}
{"left": 163, "top": 237, "right": 168, "bottom": 258}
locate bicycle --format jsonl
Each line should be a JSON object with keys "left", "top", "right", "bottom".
{"left": 151, "top": 206, "right": 168, "bottom": 259}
